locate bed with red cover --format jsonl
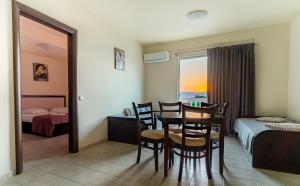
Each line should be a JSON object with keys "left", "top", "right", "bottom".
{"left": 31, "top": 114, "right": 69, "bottom": 137}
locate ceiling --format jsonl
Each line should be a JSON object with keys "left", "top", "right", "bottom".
{"left": 20, "top": 16, "right": 68, "bottom": 61}
{"left": 73, "top": 0, "right": 300, "bottom": 44}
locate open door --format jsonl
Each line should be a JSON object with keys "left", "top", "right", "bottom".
{"left": 12, "top": 0, "right": 79, "bottom": 174}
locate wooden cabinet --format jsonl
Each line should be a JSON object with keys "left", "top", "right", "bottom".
{"left": 107, "top": 115, "right": 138, "bottom": 145}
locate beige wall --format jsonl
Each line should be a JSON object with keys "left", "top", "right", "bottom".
{"left": 20, "top": 53, "right": 68, "bottom": 99}
{"left": 144, "top": 24, "right": 290, "bottom": 116}
{"left": 0, "top": 0, "right": 144, "bottom": 176}
{"left": 0, "top": 0, "right": 14, "bottom": 179}
{"left": 0, "top": 0, "right": 296, "bottom": 178}
{"left": 287, "top": 13, "right": 300, "bottom": 122}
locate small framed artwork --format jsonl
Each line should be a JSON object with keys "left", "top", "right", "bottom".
{"left": 33, "top": 63, "right": 48, "bottom": 81}
{"left": 114, "top": 47, "right": 125, "bottom": 71}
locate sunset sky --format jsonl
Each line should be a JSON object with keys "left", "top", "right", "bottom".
{"left": 179, "top": 56, "right": 207, "bottom": 93}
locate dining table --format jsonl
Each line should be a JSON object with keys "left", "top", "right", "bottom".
{"left": 153, "top": 111, "right": 225, "bottom": 177}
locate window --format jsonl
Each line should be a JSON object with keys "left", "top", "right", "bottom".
{"left": 179, "top": 55, "right": 208, "bottom": 106}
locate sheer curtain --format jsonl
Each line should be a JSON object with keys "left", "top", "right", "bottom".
{"left": 207, "top": 43, "right": 255, "bottom": 135}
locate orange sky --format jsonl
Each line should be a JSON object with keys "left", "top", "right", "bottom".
{"left": 179, "top": 56, "right": 207, "bottom": 93}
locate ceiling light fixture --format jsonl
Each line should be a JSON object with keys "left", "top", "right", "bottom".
{"left": 186, "top": 9, "right": 208, "bottom": 22}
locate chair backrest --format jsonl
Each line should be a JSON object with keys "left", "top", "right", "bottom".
{"left": 201, "top": 102, "right": 228, "bottom": 117}
{"left": 159, "top": 101, "right": 182, "bottom": 112}
{"left": 132, "top": 102, "right": 154, "bottom": 129}
{"left": 181, "top": 104, "right": 218, "bottom": 147}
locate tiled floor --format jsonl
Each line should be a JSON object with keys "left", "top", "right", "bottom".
{"left": 1, "top": 137, "right": 300, "bottom": 186}
{"left": 23, "top": 133, "right": 68, "bottom": 161}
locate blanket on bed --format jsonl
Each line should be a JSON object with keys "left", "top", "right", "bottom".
{"left": 234, "top": 118, "right": 269, "bottom": 152}
{"left": 32, "top": 114, "right": 69, "bottom": 137}
{"left": 234, "top": 118, "right": 299, "bottom": 153}
{"left": 266, "top": 122, "right": 300, "bottom": 132}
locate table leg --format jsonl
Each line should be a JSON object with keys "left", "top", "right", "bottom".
{"left": 219, "top": 120, "right": 225, "bottom": 175}
{"left": 153, "top": 116, "right": 157, "bottom": 129}
{"left": 164, "top": 119, "right": 169, "bottom": 177}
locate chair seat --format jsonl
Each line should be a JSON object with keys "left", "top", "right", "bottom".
{"left": 141, "top": 130, "right": 164, "bottom": 140}
{"left": 188, "top": 130, "right": 219, "bottom": 140}
{"left": 169, "top": 132, "right": 206, "bottom": 147}
{"left": 172, "top": 129, "right": 219, "bottom": 140}
{"left": 169, "top": 128, "right": 182, "bottom": 133}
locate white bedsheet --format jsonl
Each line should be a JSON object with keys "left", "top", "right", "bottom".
{"left": 234, "top": 118, "right": 269, "bottom": 153}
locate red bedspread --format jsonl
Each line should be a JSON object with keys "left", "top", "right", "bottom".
{"left": 32, "top": 114, "right": 69, "bottom": 137}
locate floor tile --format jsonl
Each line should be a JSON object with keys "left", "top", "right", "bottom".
{"left": 5, "top": 137, "right": 300, "bottom": 186}
{"left": 223, "top": 176, "right": 258, "bottom": 186}
{"left": 190, "top": 172, "right": 223, "bottom": 186}
{"left": 0, "top": 179, "right": 21, "bottom": 186}
{"left": 7, "top": 167, "right": 82, "bottom": 186}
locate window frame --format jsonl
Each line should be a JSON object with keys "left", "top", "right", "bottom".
{"left": 176, "top": 50, "right": 207, "bottom": 101}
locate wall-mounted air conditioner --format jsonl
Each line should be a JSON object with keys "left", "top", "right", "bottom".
{"left": 144, "top": 51, "right": 169, "bottom": 63}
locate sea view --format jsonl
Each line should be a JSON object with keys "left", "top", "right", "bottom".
{"left": 179, "top": 92, "right": 207, "bottom": 99}
{"left": 179, "top": 92, "right": 208, "bottom": 105}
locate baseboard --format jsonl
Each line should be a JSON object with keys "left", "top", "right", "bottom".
{"left": 0, "top": 170, "right": 14, "bottom": 181}
{"left": 79, "top": 139, "right": 107, "bottom": 151}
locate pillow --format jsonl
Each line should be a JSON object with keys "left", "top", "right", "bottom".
{"left": 129, "top": 107, "right": 135, "bottom": 116}
{"left": 266, "top": 123, "right": 300, "bottom": 132}
{"left": 123, "top": 108, "right": 135, "bottom": 116}
{"left": 256, "top": 117, "right": 287, "bottom": 123}
{"left": 22, "top": 108, "right": 49, "bottom": 114}
{"left": 50, "top": 107, "right": 68, "bottom": 114}
{"left": 123, "top": 108, "right": 131, "bottom": 116}
{"left": 50, "top": 112, "right": 67, "bottom": 116}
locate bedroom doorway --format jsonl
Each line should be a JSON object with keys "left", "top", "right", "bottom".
{"left": 12, "top": 1, "right": 78, "bottom": 175}
{"left": 20, "top": 12, "right": 70, "bottom": 163}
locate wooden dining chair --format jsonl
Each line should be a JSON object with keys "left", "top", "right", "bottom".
{"left": 201, "top": 102, "right": 228, "bottom": 166}
{"left": 132, "top": 102, "right": 164, "bottom": 172}
{"left": 159, "top": 101, "right": 182, "bottom": 112}
{"left": 169, "top": 104, "right": 218, "bottom": 181}
{"left": 159, "top": 101, "right": 182, "bottom": 133}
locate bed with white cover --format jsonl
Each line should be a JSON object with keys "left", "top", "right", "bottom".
{"left": 234, "top": 117, "right": 300, "bottom": 174}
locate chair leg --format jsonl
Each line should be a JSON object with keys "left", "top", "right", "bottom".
{"left": 206, "top": 148, "right": 212, "bottom": 179}
{"left": 172, "top": 151, "right": 174, "bottom": 165}
{"left": 210, "top": 141, "right": 213, "bottom": 167}
{"left": 160, "top": 143, "right": 164, "bottom": 153}
{"left": 184, "top": 151, "right": 188, "bottom": 164}
{"left": 193, "top": 151, "right": 197, "bottom": 170}
{"left": 136, "top": 140, "right": 142, "bottom": 164}
{"left": 154, "top": 143, "right": 159, "bottom": 172}
{"left": 169, "top": 149, "right": 172, "bottom": 168}
{"left": 178, "top": 149, "right": 184, "bottom": 182}
{"left": 168, "top": 149, "right": 174, "bottom": 168}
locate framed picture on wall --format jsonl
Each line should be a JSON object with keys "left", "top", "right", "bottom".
{"left": 33, "top": 63, "right": 48, "bottom": 81}
{"left": 114, "top": 47, "right": 125, "bottom": 71}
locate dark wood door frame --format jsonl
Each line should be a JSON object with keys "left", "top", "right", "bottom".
{"left": 12, "top": 0, "right": 79, "bottom": 175}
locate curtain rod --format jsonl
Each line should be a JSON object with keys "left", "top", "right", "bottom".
{"left": 173, "top": 39, "right": 255, "bottom": 55}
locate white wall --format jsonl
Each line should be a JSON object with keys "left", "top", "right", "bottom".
{"left": 144, "top": 24, "right": 290, "bottom": 116}
{"left": 1, "top": 0, "right": 144, "bottom": 176}
{"left": 287, "top": 13, "right": 300, "bottom": 122}
{"left": 0, "top": 0, "right": 14, "bottom": 179}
